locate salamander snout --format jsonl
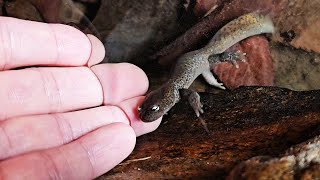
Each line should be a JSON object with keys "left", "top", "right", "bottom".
{"left": 137, "top": 103, "right": 163, "bottom": 123}
{"left": 138, "top": 87, "right": 176, "bottom": 123}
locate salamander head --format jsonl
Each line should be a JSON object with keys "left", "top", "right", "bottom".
{"left": 138, "top": 87, "right": 176, "bottom": 122}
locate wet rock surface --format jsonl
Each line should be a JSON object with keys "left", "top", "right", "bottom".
{"left": 99, "top": 87, "right": 320, "bottom": 179}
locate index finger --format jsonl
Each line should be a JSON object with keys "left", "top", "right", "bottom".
{"left": 0, "top": 17, "right": 93, "bottom": 70}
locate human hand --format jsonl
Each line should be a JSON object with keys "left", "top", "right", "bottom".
{"left": 0, "top": 17, "right": 162, "bottom": 179}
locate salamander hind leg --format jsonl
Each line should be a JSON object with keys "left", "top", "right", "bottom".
{"left": 201, "top": 70, "right": 226, "bottom": 90}
{"left": 180, "top": 89, "right": 204, "bottom": 117}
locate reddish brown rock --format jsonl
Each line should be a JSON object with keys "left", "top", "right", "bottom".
{"left": 193, "top": 0, "right": 223, "bottom": 17}
{"left": 99, "top": 87, "right": 320, "bottom": 179}
{"left": 77, "top": 0, "right": 98, "bottom": 2}
{"left": 213, "top": 36, "right": 274, "bottom": 89}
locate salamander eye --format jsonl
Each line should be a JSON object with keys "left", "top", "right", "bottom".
{"left": 151, "top": 105, "right": 160, "bottom": 112}
{"left": 137, "top": 106, "right": 142, "bottom": 112}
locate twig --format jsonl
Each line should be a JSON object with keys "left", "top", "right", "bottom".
{"left": 119, "top": 156, "right": 152, "bottom": 166}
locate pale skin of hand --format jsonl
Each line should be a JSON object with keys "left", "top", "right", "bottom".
{"left": 0, "top": 17, "right": 162, "bottom": 179}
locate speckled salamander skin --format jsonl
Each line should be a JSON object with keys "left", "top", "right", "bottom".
{"left": 204, "top": 12, "right": 275, "bottom": 54}
{"left": 138, "top": 12, "right": 275, "bottom": 122}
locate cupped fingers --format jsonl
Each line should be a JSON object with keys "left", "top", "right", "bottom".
{"left": 0, "top": 63, "right": 148, "bottom": 121}
{"left": 0, "top": 17, "right": 88, "bottom": 69}
{"left": 0, "top": 96, "right": 160, "bottom": 160}
{"left": 0, "top": 67, "right": 103, "bottom": 121}
{"left": 0, "top": 17, "right": 104, "bottom": 70}
{"left": 91, "top": 63, "right": 149, "bottom": 105}
{"left": 0, "top": 123, "right": 136, "bottom": 180}
{"left": 0, "top": 105, "right": 129, "bottom": 160}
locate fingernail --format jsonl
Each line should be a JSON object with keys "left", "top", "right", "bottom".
{"left": 87, "top": 34, "right": 106, "bottom": 67}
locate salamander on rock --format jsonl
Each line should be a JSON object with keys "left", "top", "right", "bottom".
{"left": 138, "top": 12, "right": 275, "bottom": 122}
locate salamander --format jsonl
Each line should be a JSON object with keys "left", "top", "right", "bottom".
{"left": 138, "top": 12, "right": 275, "bottom": 122}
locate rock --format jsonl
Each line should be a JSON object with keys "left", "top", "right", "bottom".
{"left": 93, "top": 0, "right": 193, "bottom": 64}
{"left": 271, "top": 42, "right": 320, "bottom": 91}
{"left": 98, "top": 87, "right": 320, "bottom": 179}
{"left": 0, "top": 0, "right": 3, "bottom": 15}
{"left": 227, "top": 156, "right": 295, "bottom": 180}
{"left": 4, "top": 0, "right": 98, "bottom": 35}
{"left": 4, "top": 0, "right": 62, "bottom": 22}
{"left": 213, "top": 36, "right": 274, "bottom": 89}
{"left": 4, "top": 0, "right": 43, "bottom": 21}
{"left": 228, "top": 135, "right": 320, "bottom": 179}
{"left": 301, "top": 164, "right": 320, "bottom": 180}
{"left": 272, "top": 0, "right": 320, "bottom": 54}
{"left": 193, "top": 0, "right": 223, "bottom": 17}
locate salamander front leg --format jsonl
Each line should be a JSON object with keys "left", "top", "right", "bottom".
{"left": 180, "top": 89, "right": 204, "bottom": 117}
{"left": 202, "top": 70, "right": 226, "bottom": 90}
{"left": 208, "top": 45, "right": 246, "bottom": 68}
{"left": 220, "top": 51, "right": 246, "bottom": 68}
{"left": 221, "top": 44, "right": 247, "bottom": 68}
